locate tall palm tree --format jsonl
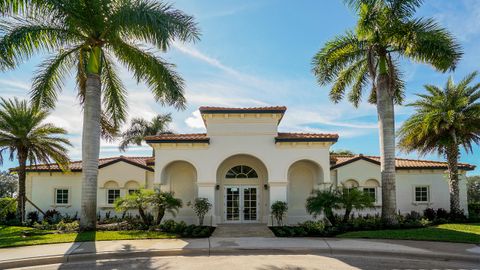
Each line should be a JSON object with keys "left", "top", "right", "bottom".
{"left": 312, "top": 0, "right": 461, "bottom": 224}
{"left": 119, "top": 113, "right": 172, "bottom": 154}
{"left": 0, "top": 98, "right": 71, "bottom": 222}
{"left": 398, "top": 72, "right": 480, "bottom": 215}
{"left": 0, "top": 0, "right": 199, "bottom": 230}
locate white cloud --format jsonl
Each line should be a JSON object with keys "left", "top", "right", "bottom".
{"left": 185, "top": 110, "right": 205, "bottom": 130}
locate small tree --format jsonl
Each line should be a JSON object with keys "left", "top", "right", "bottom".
{"left": 188, "top": 198, "right": 212, "bottom": 226}
{"left": 149, "top": 190, "right": 183, "bottom": 225}
{"left": 114, "top": 189, "right": 153, "bottom": 225}
{"left": 467, "top": 176, "right": 480, "bottom": 204}
{"left": 0, "top": 171, "right": 18, "bottom": 198}
{"left": 306, "top": 188, "right": 341, "bottom": 225}
{"left": 270, "top": 201, "right": 288, "bottom": 226}
{"left": 339, "top": 188, "right": 375, "bottom": 222}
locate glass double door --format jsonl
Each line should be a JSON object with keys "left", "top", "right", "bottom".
{"left": 224, "top": 186, "right": 258, "bottom": 223}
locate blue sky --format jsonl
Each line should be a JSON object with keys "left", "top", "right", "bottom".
{"left": 0, "top": 0, "right": 479, "bottom": 175}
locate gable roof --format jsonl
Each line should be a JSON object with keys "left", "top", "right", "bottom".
{"left": 145, "top": 133, "right": 209, "bottom": 144}
{"left": 276, "top": 132, "right": 339, "bottom": 143}
{"left": 330, "top": 154, "right": 476, "bottom": 171}
{"left": 18, "top": 156, "right": 154, "bottom": 172}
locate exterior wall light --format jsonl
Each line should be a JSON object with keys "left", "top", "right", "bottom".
{"left": 216, "top": 184, "right": 220, "bottom": 190}
{"left": 264, "top": 184, "right": 269, "bottom": 190}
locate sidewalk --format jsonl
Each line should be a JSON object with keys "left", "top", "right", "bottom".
{"left": 0, "top": 237, "right": 479, "bottom": 269}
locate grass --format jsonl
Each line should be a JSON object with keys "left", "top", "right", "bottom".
{"left": 337, "top": 223, "right": 480, "bottom": 244}
{"left": 0, "top": 225, "right": 177, "bottom": 248}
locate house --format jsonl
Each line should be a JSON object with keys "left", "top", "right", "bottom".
{"left": 21, "top": 106, "right": 475, "bottom": 225}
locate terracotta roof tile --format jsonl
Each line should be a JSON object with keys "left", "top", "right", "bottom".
{"left": 145, "top": 133, "right": 209, "bottom": 143}
{"left": 199, "top": 106, "right": 287, "bottom": 114}
{"left": 330, "top": 154, "right": 476, "bottom": 171}
{"left": 275, "top": 132, "right": 339, "bottom": 142}
{"left": 20, "top": 156, "right": 154, "bottom": 172}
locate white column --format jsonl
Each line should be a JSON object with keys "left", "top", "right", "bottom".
{"left": 268, "top": 181, "right": 288, "bottom": 225}
{"left": 197, "top": 182, "right": 217, "bottom": 226}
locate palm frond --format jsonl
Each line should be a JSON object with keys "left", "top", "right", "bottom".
{"left": 312, "top": 31, "right": 368, "bottom": 85}
{"left": 109, "top": 0, "right": 200, "bottom": 50}
{"left": 101, "top": 54, "right": 128, "bottom": 128}
{"left": 109, "top": 38, "right": 186, "bottom": 110}
{"left": 30, "top": 46, "right": 80, "bottom": 109}
{"left": 391, "top": 18, "right": 462, "bottom": 72}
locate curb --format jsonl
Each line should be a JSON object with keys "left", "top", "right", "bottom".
{"left": 1, "top": 247, "right": 478, "bottom": 269}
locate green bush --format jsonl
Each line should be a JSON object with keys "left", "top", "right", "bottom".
{"left": 271, "top": 201, "right": 288, "bottom": 226}
{"left": 0, "top": 197, "right": 17, "bottom": 224}
{"left": 155, "top": 219, "right": 214, "bottom": 237}
{"left": 56, "top": 220, "right": 79, "bottom": 232}
{"left": 299, "top": 220, "right": 325, "bottom": 235}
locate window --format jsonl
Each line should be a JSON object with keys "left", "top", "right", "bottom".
{"left": 414, "top": 186, "right": 429, "bottom": 202}
{"left": 107, "top": 189, "right": 120, "bottom": 204}
{"left": 55, "top": 189, "right": 69, "bottom": 205}
{"left": 363, "top": 187, "right": 376, "bottom": 201}
{"left": 128, "top": 189, "right": 139, "bottom": 195}
{"left": 225, "top": 165, "right": 258, "bottom": 179}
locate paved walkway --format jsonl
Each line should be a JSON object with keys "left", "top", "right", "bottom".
{"left": 0, "top": 237, "right": 479, "bottom": 269}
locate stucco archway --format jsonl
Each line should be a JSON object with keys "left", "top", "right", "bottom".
{"left": 215, "top": 154, "right": 269, "bottom": 223}
{"left": 161, "top": 161, "right": 197, "bottom": 223}
{"left": 287, "top": 159, "right": 324, "bottom": 223}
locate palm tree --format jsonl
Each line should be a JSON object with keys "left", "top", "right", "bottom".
{"left": 119, "top": 113, "right": 172, "bottom": 154}
{"left": 0, "top": 1, "right": 199, "bottom": 230}
{"left": 114, "top": 189, "right": 154, "bottom": 225}
{"left": 149, "top": 189, "right": 182, "bottom": 225}
{"left": 306, "top": 188, "right": 341, "bottom": 225}
{"left": 0, "top": 98, "right": 71, "bottom": 222}
{"left": 398, "top": 72, "right": 480, "bottom": 215}
{"left": 312, "top": 0, "right": 461, "bottom": 224}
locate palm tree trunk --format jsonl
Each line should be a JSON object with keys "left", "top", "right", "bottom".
{"left": 80, "top": 73, "right": 102, "bottom": 231}
{"left": 16, "top": 149, "right": 27, "bottom": 224}
{"left": 376, "top": 57, "right": 397, "bottom": 225}
{"left": 446, "top": 133, "right": 461, "bottom": 215}
{"left": 156, "top": 207, "right": 165, "bottom": 225}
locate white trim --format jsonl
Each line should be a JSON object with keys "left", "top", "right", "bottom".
{"left": 413, "top": 185, "right": 430, "bottom": 204}
{"left": 52, "top": 187, "right": 71, "bottom": 206}
{"left": 223, "top": 185, "right": 259, "bottom": 223}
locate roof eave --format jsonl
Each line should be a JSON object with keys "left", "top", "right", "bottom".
{"left": 275, "top": 137, "right": 338, "bottom": 143}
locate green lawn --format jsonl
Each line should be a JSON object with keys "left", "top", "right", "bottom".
{"left": 0, "top": 226, "right": 177, "bottom": 248}
{"left": 338, "top": 223, "right": 480, "bottom": 244}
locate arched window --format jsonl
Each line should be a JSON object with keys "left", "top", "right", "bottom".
{"left": 226, "top": 165, "right": 258, "bottom": 179}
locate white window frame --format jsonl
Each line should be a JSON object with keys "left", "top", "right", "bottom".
{"left": 53, "top": 187, "right": 70, "bottom": 206}
{"left": 107, "top": 189, "right": 121, "bottom": 205}
{"left": 413, "top": 185, "right": 430, "bottom": 203}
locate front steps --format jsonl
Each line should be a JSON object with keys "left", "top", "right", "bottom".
{"left": 212, "top": 224, "right": 275, "bottom": 237}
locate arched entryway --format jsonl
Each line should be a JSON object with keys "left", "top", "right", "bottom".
{"left": 161, "top": 161, "right": 197, "bottom": 223}
{"left": 216, "top": 154, "right": 268, "bottom": 223}
{"left": 287, "top": 159, "right": 324, "bottom": 223}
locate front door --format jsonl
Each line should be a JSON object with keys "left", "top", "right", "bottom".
{"left": 224, "top": 186, "right": 258, "bottom": 223}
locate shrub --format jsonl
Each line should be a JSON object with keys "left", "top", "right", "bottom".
{"left": 436, "top": 208, "right": 449, "bottom": 220}
{"left": 299, "top": 220, "right": 325, "bottom": 235}
{"left": 271, "top": 201, "right": 288, "bottom": 226}
{"left": 33, "top": 221, "right": 56, "bottom": 230}
{"left": 423, "top": 208, "right": 436, "bottom": 221}
{"left": 0, "top": 197, "right": 17, "bottom": 224}
{"left": 56, "top": 220, "right": 79, "bottom": 232}
{"left": 188, "top": 198, "right": 212, "bottom": 226}
{"left": 405, "top": 211, "right": 422, "bottom": 222}
{"left": 160, "top": 219, "right": 187, "bottom": 234}
{"left": 44, "top": 209, "right": 62, "bottom": 224}
{"left": 27, "top": 211, "right": 39, "bottom": 225}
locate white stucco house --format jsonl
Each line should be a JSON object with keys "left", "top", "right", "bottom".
{"left": 21, "top": 106, "right": 475, "bottom": 225}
